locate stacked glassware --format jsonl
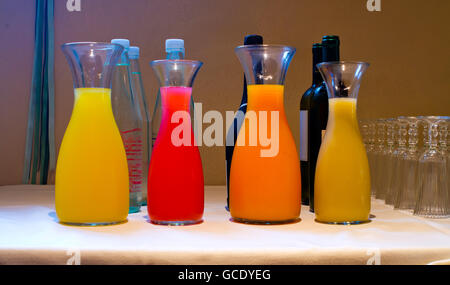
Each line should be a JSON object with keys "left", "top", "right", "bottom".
{"left": 360, "top": 116, "right": 449, "bottom": 218}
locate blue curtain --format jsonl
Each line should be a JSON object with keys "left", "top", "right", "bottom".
{"left": 22, "top": 0, "right": 55, "bottom": 185}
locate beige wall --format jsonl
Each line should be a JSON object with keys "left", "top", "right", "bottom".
{"left": 1, "top": 0, "right": 449, "bottom": 186}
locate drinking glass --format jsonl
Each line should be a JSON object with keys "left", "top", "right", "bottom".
{"left": 376, "top": 118, "right": 395, "bottom": 200}
{"left": 361, "top": 120, "right": 376, "bottom": 197}
{"left": 439, "top": 118, "right": 449, "bottom": 183}
{"left": 386, "top": 118, "right": 408, "bottom": 205}
{"left": 383, "top": 118, "right": 398, "bottom": 205}
{"left": 414, "top": 116, "right": 449, "bottom": 218}
{"left": 394, "top": 116, "right": 420, "bottom": 210}
{"left": 372, "top": 119, "right": 386, "bottom": 199}
{"left": 367, "top": 120, "right": 377, "bottom": 197}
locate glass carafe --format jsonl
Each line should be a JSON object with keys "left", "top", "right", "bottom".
{"left": 230, "top": 45, "right": 301, "bottom": 224}
{"left": 148, "top": 59, "right": 204, "bottom": 225}
{"left": 56, "top": 42, "right": 129, "bottom": 226}
{"left": 315, "top": 61, "right": 371, "bottom": 224}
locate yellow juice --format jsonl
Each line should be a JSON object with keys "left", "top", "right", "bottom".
{"left": 55, "top": 88, "right": 129, "bottom": 225}
{"left": 314, "top": 98, "right": 370, "bottom": 223}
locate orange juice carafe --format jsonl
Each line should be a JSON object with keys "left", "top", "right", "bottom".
{"left": 55, "top": 42, "right": 129, "bottom": 226}
{"left": 230, "top": 45, "right": 301, "bottom": 224}
{"left": 314, "top": 61, "right": 371, "bottom": 224}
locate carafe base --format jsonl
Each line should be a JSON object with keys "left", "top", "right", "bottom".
{"left": 150, "top": 219, "right": 203, "bottom": 226}
{"left": 230, "top": 217, "right": 300, "bottom": 225}
{"left": 59, "top": 219, "right": 128, "bottom": 227}
{"left": 314, "top": 219, "right": 371, "bottom": 225}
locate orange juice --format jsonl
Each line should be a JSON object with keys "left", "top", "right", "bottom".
{"left": 314, "top": 98, "right": 371, "bottom": 223}
{"left": 55, "top": 88, "right": 129, "bottom": 225}
{"left": 229, "top": 84, "right": 301, "bottom": 223}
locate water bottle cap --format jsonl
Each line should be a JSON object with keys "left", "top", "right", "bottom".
{"left": 165, "top": 39, "right": 184, "bottom": 52}
{"left": 111, "top": 39, "right": 130, "bottom": 50}
{"left": 128, "top": 46, "right": 139, "bottom": 59}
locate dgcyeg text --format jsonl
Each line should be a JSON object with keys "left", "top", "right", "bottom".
{"left": 178, "top": 269, "right": 271, "bottom": 282}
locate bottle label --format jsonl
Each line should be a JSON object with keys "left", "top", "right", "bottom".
{"left": 122, "top": 128, "right": 143, "bottom": 193}
{"left": 299, "top": 111, "right": 308, "bottom": 161}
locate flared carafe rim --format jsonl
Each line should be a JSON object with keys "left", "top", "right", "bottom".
{"left": 316, "top": 61, "right": 370, "bottom": 68}
{"left": 61, "top": 41, "right": 123, "bottom": 50}
{"left": 150, "top": 59, "right": 203, "bottom": 66}
{"left": 150, "top": 59, "right": 203, "bottom": 88}
{"left": 235, "top": 44, "right": 296, "bottom": 52}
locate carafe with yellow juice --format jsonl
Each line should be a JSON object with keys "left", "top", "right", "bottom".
{"left": 314, "top": 61, "right": 371, "bottom": 224}
{"left": 230, "top": 45, "right": 301, "bottom": 224}
{"left": 56, "top": 42, "right": 129, "bottom": 226}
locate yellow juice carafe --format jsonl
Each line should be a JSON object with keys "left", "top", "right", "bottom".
{"left": 56, "top": 42, "right": 129, "bottom": 226}
{"left": 314, "top": 61, "right": 371, "bottom": 224}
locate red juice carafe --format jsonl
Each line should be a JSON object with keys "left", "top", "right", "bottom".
{"left": 148, "top": 59, "right": 204, "bottom": 225}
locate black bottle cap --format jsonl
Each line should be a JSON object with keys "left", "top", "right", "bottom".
{"left": 322, "top": 35, "right": 340, "bottom": 46}
{"left": 244, "top": 34, "right": 263, "bottom": 45}
{"left": 312, "top": 43, "right": 323, "bottom": 63}
{"left": 321, "top": 35, "right": 340, "bottom": 62}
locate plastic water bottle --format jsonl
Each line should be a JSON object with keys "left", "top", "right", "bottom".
{"left": 129, "top": 46, "right": 151, "bottom": 206}
{"left": 111, "top": 39, "right": 143, "bottom": 214}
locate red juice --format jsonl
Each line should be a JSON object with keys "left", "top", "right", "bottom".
{"left": 147, "top": 86, "right": 204, "bottom": 224}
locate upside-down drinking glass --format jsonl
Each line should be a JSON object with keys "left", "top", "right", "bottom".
{"left": 414, "top": 116, "right": 449, "bottom": 218}
{"left": 394, "top": 116, "right": 420, "bottom": 210}
{"left": 386, "top": 118, "right": 408, "bottom": 206}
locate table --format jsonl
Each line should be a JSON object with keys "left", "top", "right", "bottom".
{"left": 0, "top": 185, "right": 449, "bottom": 265}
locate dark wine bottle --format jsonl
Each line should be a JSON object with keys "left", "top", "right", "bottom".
{"left": 308, "top": 35, "right": 340, "bottom": 212}
{"left": 299, "top": 43, "right": 323, "bottom": 206}
{"left": 225, "top": 34, "right": 263, "bottom": 211}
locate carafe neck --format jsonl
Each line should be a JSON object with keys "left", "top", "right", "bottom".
{"left": 160, "top": 87, "right": 192, "bottom": 113}
{"left": 247, "top": 85, "right": 285, "bottom": 112}
{"left": 328, "top": 98, "right": 357, "bottom": 123}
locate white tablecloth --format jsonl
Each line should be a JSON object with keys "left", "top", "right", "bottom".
{"left": 0, "top": 185, "right": 449, "bottom": 265}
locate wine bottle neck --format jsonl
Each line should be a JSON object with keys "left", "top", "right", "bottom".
{"left": 240, "top": 76, "right": 248, "bottom": 106}
{"left": 313, "top": 70, "right": 322, "bottom": 85}
{"left": 312, "top": 44, "right": 323, "bottom": 85}
{"left": 322, "top": 44, "right": 340, "bottom": 62}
